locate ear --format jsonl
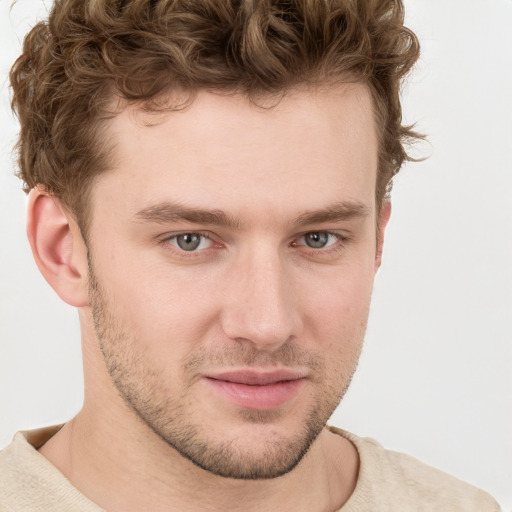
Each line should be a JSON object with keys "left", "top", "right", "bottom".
{"left": 375, "top": 199, "right": 391, "bottom": 271}
{"left": 27, "top": 187, "right": 89, "bottom": 307}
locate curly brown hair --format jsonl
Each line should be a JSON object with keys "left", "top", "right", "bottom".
{"left": 10, "top": 0, "right": 421, "bottom": 229}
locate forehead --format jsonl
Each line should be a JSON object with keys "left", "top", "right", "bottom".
{"left": 91, "top": 83, "right": 378, "bottom": 226}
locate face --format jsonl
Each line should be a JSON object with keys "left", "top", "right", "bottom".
{"left": 85, "top": 84, "right": 383, "bottom": 479}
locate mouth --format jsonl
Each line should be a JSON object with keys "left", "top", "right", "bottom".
{"left": 203, "top": 369, "right": 307, "bottom": 410}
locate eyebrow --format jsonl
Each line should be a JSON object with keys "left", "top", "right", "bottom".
{"left": 134, "top": 200, "right": 370, "bottom": 229}
{"left": 134, "top": 202, "right": 244, "bottom": 229}
{"left": 292, "top": 201, "right": 370, "bottom": 226}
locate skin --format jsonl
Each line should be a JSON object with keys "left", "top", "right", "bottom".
{"left": 29, "top": 83, "right": 390, "bottom": 511}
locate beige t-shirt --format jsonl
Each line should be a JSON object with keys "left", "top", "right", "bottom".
{"left": 0, "top": 424, "right": 500, "bottom": 511}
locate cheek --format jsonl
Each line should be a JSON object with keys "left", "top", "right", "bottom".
{"left": 296, "top": 261, "right": 374, "bottom": 378}
{"left": 300, "top": 261, "right": 375, "bottom": 333}
{"left": 95, "top": 249, "right": 223, "bottom": 351}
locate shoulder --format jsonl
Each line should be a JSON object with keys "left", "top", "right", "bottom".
{"left": 0, "top": 426, "right": 104, "bottom": 512}
{"left": 328, "top": 426, "right": 501, "bottom": 512}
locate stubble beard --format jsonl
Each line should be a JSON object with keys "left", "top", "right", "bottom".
{"left": 88, "top": 264, "right": 361, "bottom": 480}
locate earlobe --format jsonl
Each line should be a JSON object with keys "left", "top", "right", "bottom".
{"left": 375, "top": 200, "right": 391, "bottom": 271}
{"left": 27, "top": 187, "right": 89, "bottom": 307}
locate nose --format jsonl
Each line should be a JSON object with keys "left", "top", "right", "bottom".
{"left": 220, "top": 248, "right": 303, "bottom": 351}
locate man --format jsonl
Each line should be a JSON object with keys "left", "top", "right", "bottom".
{"left": 0, "top": 0, "right": 502, "bottom": 510}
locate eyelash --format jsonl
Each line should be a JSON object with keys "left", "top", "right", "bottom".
{"left": 293, "top": 231, "right": 348, "bottom": 255}
{"left": 159, "top": 231, "right": 215, "bottom": 256}
{"left": 159, "top": 230, "right": 349, "bottom": 258}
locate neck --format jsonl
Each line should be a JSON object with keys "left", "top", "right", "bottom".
{"left": 38, "top": 404, "right": 358, "bottom": 512}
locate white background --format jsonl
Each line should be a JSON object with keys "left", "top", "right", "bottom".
{"left": 1, "top": 0, "right": 511, "bottom": 508}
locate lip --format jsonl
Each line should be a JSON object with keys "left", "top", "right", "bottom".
{"left": 203, "top": 369, "right": 306, "bottom": 410}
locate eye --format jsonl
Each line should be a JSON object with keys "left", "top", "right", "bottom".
{"left": 297, "top": 231, "right": 339, "bottom": 249}
{"left": 169, "top": 233, "right": 212, "bottom": 252}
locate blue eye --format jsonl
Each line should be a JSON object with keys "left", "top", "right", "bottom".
{"left": 170, "top": 233, "right": 212, "bottom": 252}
